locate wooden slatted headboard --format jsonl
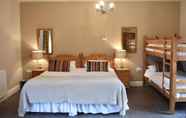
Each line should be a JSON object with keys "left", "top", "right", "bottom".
{"left": 84, "top": 53, "right": 115, "bottom": 68}
{"left": 48, "top": 53, "right": 115, "bottom": 68}
{"left": 48, "top": 54, "right": 81, "bottom": 68}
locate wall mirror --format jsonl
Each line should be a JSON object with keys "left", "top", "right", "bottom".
{"left": 122, "top": 27, "right": 137, "bottom": 53}
{"left": 37, "top": 28, "right": 53, "bottom": 55}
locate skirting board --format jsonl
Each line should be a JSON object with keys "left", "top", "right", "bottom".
{"left": 129, "top": 81, "right": 143, "bottom": 87}
{"left": 0, "top": 84, "right": 20, "bottom": 103}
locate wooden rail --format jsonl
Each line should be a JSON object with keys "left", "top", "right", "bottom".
{"left": 169, "top": 37, "right": 176, "bottom": 113}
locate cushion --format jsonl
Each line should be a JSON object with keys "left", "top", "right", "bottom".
{"left": 87, "top": 60, "right": 108, "bottom": 72}
{"left": 48, "top": 59, "right": 57, "bottom": 71}
{"left": 48, "top": 59, "right": 70, "bottom": 72}
{"left": 70, "top": 61, "right": 76, "bottom": 71}
{"left": 85, "top": 60, "right": 112, "bottom": 68}
{"left": 63, "top": 60, "right": 70, "bottom": 72}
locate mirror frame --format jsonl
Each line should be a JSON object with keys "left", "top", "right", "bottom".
{"left": 36, "top": 28, "right": 53, "bottom": 55}
{"left": 122, "top": 27, "right": 137, "bottom": 53}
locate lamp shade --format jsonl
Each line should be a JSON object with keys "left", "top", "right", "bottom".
{"left": 32, "top": 50, "right": 43, "bottom": 60}
{"left": 115, "top": 49, "right": 126, "bottom": 58}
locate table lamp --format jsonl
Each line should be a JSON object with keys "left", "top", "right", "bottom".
{"left": 115, "top": 49, "right": 126, "bottom": 69}
{"left": 32, "top": 50, "right": 43, "bottom": 69}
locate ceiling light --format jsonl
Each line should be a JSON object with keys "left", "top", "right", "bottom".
{"left": 95, "top": 0, "right": 115, "bottom": 14}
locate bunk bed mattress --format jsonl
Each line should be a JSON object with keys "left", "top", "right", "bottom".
{"left": 145, "top": 48, "right": 186, "bottom": 56}
{"left": 145, "top": 71, "right": 186, "bottom": 99}
{"left": 163, "top": 72, "right": 186, "bottom": 90}
{"left": 147, "top": 44, "right": 186, "bottom": 48}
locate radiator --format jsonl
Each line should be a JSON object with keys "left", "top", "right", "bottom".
{"left": 0, "top": 70, "right": 7, "bottom": 99}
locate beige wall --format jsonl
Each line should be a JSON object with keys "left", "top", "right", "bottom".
{"left": 0, "top": 0, "right": 22, "bottom": 89}
{"left": 21, "top": 2, "right": 179, "bottom": 81}
{"left": 180, "top": 0, "right": 186, "bottom": 37}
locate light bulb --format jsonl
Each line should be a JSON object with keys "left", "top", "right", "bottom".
{"left": 95, "top": 4, "right": 100, "bottom": 10}
{"left": 109, "top": 2, "right": 115, "bottom": 9}
{"left": 95, "top": 0, "right": 115, "bottom": 14}
{"left": 99, "top": 0, "right": 105, "bottom": 7}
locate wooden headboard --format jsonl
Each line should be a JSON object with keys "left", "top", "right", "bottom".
{"left": 55, "top": 54, "right": 77, "bottom": 60}
{"left": 48, "top": 53, "right": 115, "bottom": 68}
{"left": 48, "top": 54, "right": 81, "bottom": 68}
{"left": 84, "top": 53, "right": 115, "bottom": 68}
{"left": 85, "top": 53, "right": 113, "bottom": 60}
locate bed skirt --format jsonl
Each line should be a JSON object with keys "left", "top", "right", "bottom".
{"left": 19, "top": 102, "right": 129, "bottom": 117}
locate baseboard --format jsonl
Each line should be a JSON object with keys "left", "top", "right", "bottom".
{"left": 129, "top": 81, "right": 143, "bottom": 87}
{"left": 0, "top": 84, "right": 20, "bottom": 103}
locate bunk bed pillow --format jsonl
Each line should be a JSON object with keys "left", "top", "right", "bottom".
{"left": 87, "top": 60, "right": 108, "bottom": 72}
{"left": 147, "top": 65, "right": 156, "bottom": 72}
{"left": 144, "top": 65, "right": 157, "bottom": 78}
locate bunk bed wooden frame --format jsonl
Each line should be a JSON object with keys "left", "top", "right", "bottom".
{"left": 143, "top": 36, "right": 186, "bottom": 113}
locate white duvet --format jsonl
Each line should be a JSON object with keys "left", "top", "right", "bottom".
{"left": 18, "top": 69, "right": 129, "bottom": 117}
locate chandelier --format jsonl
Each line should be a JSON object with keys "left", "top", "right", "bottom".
{"left": 95, "top": 0, "right": 115, "bottom": 14}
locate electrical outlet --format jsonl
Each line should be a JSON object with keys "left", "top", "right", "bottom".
{"left": 136, "top": 67, "right": 142, "bottom": 72}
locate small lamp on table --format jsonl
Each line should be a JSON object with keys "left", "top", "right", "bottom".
{"left": 115, "top": 49, "right": 127, "bottom": 69}
{"left": 32, "top": 50, "right": 43, "bottom": 69}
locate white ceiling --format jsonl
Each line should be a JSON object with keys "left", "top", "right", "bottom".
{"left": 19, "top": 0, "right": 181, "bottom": 2}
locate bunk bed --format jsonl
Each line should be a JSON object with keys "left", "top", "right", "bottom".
{"left": 143, "top": 36, "right": 186, "bottom": 113}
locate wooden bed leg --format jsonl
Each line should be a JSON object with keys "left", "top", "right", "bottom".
{"left": 160, "top": 98, "right": 175, "bottom": 114}
{"left": 169, "top": 97, "right": 175, "bottom": 113}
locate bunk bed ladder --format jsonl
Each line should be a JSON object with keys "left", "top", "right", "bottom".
{"left": 163, "top": 60, "right": 171, "bottom": 78}
{"left": 162, "top": 41, "right": 170, "bottom": 91}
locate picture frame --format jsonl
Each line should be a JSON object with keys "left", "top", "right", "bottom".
{"left": 122, "top": 27, "right": 137, "bottom": 53}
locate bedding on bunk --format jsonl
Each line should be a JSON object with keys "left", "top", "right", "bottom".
{"left": 145, "top": 48, "right": 186, "bottom": 56}
{"left": 144, "top": 68, "right": 186, "bottom": 98}
{"left": 147, "top": 43, "right": 186, "bottom": 48}
{"left": 18, "top": 68, "right": 129, "bottom": 117}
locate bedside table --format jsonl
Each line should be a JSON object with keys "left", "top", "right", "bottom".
{"left": 114, "top": 68, "right": 131, "bottom": 88}
{"left": 32, "top": 69, "right": 45, "bottom": 78}
{"left": 20, "top": 80, "right": 27, "bottom": 90}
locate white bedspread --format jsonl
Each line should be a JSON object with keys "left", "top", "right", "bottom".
{"left": 18, "top": 69, "right": 129, "bottom": 117}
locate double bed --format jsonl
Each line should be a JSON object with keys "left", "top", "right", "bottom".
{"left": 18, "top": 53, "right": 129, "bottom": 117}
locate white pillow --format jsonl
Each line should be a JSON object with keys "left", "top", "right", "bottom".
{"left": 147, "top": 65, "right": 156, "bottom": 72}
{"left": 70, "top": 61, "right": 76, "bottom": 71}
